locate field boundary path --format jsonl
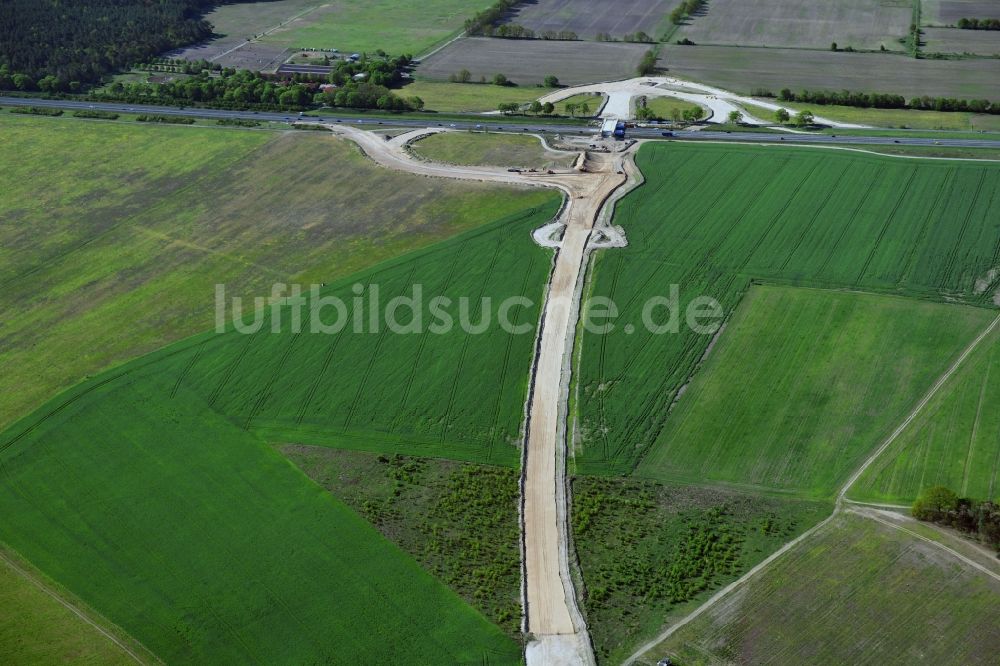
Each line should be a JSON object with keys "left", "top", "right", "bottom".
{"left": 305, "top": 123, "right": 640, "bottom": 665}
{"left": 0, "top": 545, "right": 160, "bottom": 665}
{"left": 625, "top": 311, "right": 1000, "bottom": 665}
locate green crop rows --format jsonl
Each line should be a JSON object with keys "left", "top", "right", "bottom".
{"left": 852, "top": 324, "right": 1000, "bottom": 504}
{"left": 576, "top": 142, "right": 1000, "bottom": 479}
{"left": 0, "top": 200, "right": 559, "bottom": 663}
{"left": 636, "top": 285, "right": 994, "bottom": 497}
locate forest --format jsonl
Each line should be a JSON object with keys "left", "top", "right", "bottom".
{"left": 0, "top": 0, "right": 218, "bottom": 91}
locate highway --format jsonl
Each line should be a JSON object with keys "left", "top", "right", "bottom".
{"left": 5, "top": 95, "right": 1000, "bottom": 149}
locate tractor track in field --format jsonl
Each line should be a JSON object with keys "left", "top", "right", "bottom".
{"left": 625, "top": 310, "right": 1000, "bottom": 665}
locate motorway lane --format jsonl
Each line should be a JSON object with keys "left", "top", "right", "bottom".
{"left": 4, "top": 95, "right": 1000, "bottom": 149}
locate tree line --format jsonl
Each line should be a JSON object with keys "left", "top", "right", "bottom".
{"left": 97, "top": 55, "right": 422, "bottom": 113}
{"left": 670, "top": 0, "right": 707, "bottom": 25}
{"left": 464, "top": 0, "right": 524, "bottom": 36}
{"left": 0, "top": 0, "right": 218, "bottom": 92}
{"left": 777, "top": 88, "right": 1000, "bottom": 115}
{"left": 912, "top": 486, "right": 1000, "bottom": 553}
{"left": 957, "top": 18, "right": 1000, "bottom": 30}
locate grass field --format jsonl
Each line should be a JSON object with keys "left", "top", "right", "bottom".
{"left": 0, "top": 362, "right": 522, "bottom": 663}
{"left": 648, "top": 512, "right": 1000, "bottom": 665}
{"left": 400, "top": 80, "right": 544, "bottom": 112}
{"left": 184, "top": 0, "right": 492, "bottom": 59}
{"left": 659, "top": 45, "right": 1000, "bottom": 98}
{"left": 571, "top": 478, "right": 829, "bottom": 663}
{"left": 411, "top": 131, "right": 578, "bottom": 169}
{"left": 676, "top": 0, "right": 912, "bottom": 51}
{"left": 284, "top": 447, "right": 522, "bottom": 635}
{"left": 0, "top": 550, "right": 141, "bottom": 665}
{"left": 0, "top": 114, "right": 555, "bottom": 433}
{"left": 574, "top": 142, "right": 1000, "bottom": 477}
{"left": 554, "top": 93, "right": 607, "bottom": 116}
{"left": 743, "top": 98, "right": 1000, "bottom": 130}
{"left": 635, "top": 286, "right": 994, "bottom": 496}
{"left": 419, "top": 37, "right": 653, "bottom": 85}
{"left": 852, "top": 323, "right": 1000, "bottom": 503}
{"left": 642, "top": 95, "right": 702, "bottom": 120}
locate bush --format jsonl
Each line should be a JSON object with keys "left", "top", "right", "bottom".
{"left": 72, "top": 110, "right": 119, "bottom": 120}
{"left": 135, "top": 114, "right": 195, "bottom": 124}
{"left": 9, "top": 106, "right": 62, "bottom": 116}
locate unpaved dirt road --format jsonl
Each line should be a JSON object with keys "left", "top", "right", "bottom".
{"left": 315, "top": 124, "right": 638, "bottom": 665}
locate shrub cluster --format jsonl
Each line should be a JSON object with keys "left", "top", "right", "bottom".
{"left": 912, "top": 486, "right": 1000, "bottom": 552}
{"left": 72, "top": 110, "right": 119, "bottom": 120}
{"left": 135, "top": 114, "right": 196, "bottom": 124}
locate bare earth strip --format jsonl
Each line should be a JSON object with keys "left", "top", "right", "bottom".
{"left": 303, "top": 123, "right": 639, "bottom": 664}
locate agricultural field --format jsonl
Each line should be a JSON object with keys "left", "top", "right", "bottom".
{"left": 574, "top": 142, "right": 1000, "bottom": 477}
{"left": 0, "top": 551, "right": 143, "bottom": 665}
{"left": 500, "top": 0, "right": 677, "bottom": 41}
{"left": 411, "top": 131, "right": 578, "bottom": 169}
{"left": 554, "top": 92, "right": 607, "bottom": 116}
{"left": 676, "top": 0, "right": 912, "bottom": 51}
{"left": 922, "top": 26, "right": 1000, "bottom": 56}
{"left": 647, "top": 513, "right": 1000, "bottom": 665}
{"left": 635, "top": 285, "right": 993, "bottom": 496}
{"left": 0, "top": 364, "right": 522, "bottom": 663}
{"left": 922, "top": 0, "right": 1000, "bottom": 25}
{"left": 418, "top": 37, "right": 654, "bottom": 85}
{"left": 283, "top": 447, "right": 522, "bottom": 634}
{"left": 658, "top": 44, "right": 1000, "bottom": 98}
{"left": 571, "top": 477, "right": 829, "bottom": 663}
{"left": 744, "top": 98, "right": 1000, "bottom": 130}
{"left": 0, "top": 113, "right": 555, "bottom": 433}
{"left": 398, "top": 80, "right": 544, "bottom": 112}
{"left": 852, "top": 324, "right": 1000, "bottom": 503}
{"left": 173, "top": 0, "right": 493, "bottom": 67}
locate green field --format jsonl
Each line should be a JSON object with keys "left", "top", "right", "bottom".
{"left": 648, "top": 512, "right": 1000, "bottom": 665}
{"left": 574, "top": 142, "right": 1000, "bottom": 477}
{"left": 0, "top": 199, "right": 561, "bottom": 663}
{"left": 0, "top": 114, "right": 555, "bottom": 433}
{"left": 571, "top": 477, "right": 829, "bottom": 663}
{"left": 411, "top": 131, "right": 578, "bottom": 169}
{"left": 636, "top": 286, "right": 993, "bottom": 496}
{"left": 202, "top": 0, "right": 491, "bottom": 55}
{"left": 0, "top": 550, "right": 142, "bottom": 665}
{"left": 401, "top": 80, "right": 545, "bottom": 112}
{"left": 852, "top": 323, "right": 1000, "bottom": 503}
{"left": 285, "top": 447, "right": 522, "bottom": 634}
{"left": 0, "top": 361, "right": 521, "bottom": 663}
{"left": 555, "top": 93, "right": 606, "bottom": 116}
{"left": 643, "top": 96, "right": 703, "bottom": 120}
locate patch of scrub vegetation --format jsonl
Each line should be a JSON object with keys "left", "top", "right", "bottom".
{"left": 575, "top": 142, "right": 1000, "bottom": 478}
{"left": 853, "top": 323, "right": 1000, "bottom": 504}
{"left": 637, "top": 95, "right": 703, "bottom": 122}
{"left": 636, "top": 286, "right": 994, "bottom": 497}
{"left": 283, "top": 446, "right": 522, "bottom": 635}
{"left": 647, "top": 512, "right": 1000, "bottom": 666}
{"left": 571, "top": 477, "right": 829, "bottom": 664}
{"left": 0, "top": 367, "right": 521, "bottom": 664}
{"left": 411, "top": 131, "right": 577, "bottom": 169}
{"left": 0, "top": 114, "right": 556, "bottom": 432}
{"left": 0, "top": 549, "right": 145, "bottom": 665}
